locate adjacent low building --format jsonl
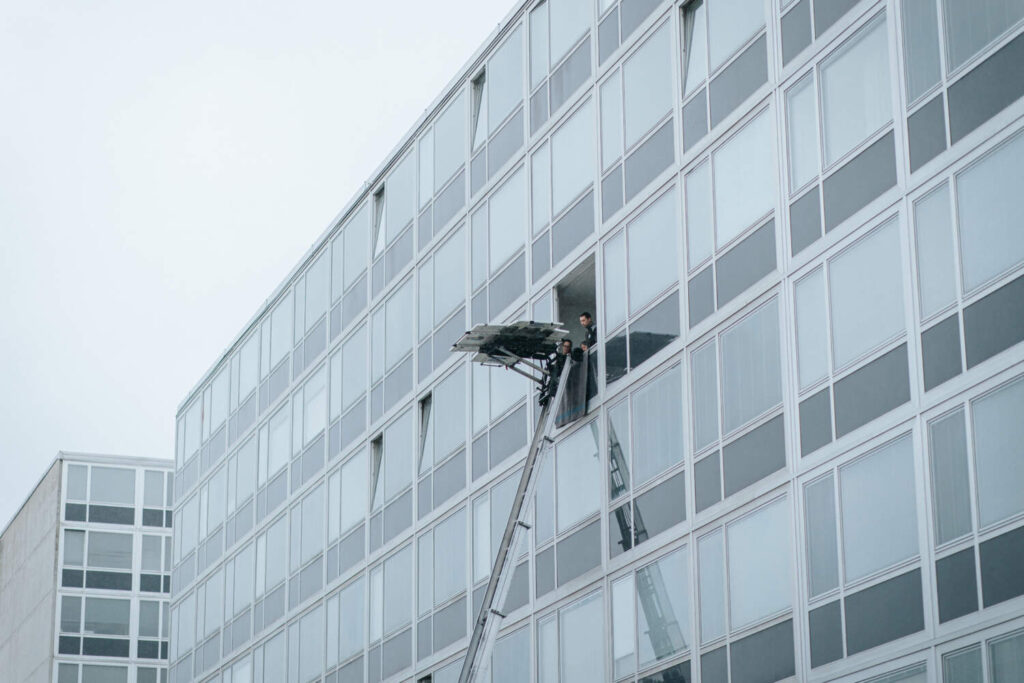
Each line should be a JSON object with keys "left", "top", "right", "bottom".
{"left": 170, "top": 0, "right": 1024, "bottom": 682}
{"left": 0, "top": 453, "right": 173, "bottom": 683}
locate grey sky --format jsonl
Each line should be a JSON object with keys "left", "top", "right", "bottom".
{"left": 0, "top": 0, "right": 511, "bottom": 529}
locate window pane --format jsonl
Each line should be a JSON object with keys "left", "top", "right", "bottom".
{"left": 434, "top": 366, "right": 466, "bottom": 463}
{"left": 551, "top": 99, "right": 595, "bottom": 216}
{"left": 628, "top": 190, "right": 679, "bottom": 314}
{"left": 612, "top": 575, "right": 636, "bottom": 679}
{"left": 914, "top": 184, "right": 958, "bottom": 317}
{"left": 956, "top": 130, "right": 1024, "bottom": 292}
{"left": 708, "top": 0, "right": 764, "bottom": 70}
{"left": 304, "top": 367, "right": 327, "bottom": 442}
{"left": 698, "top": 530, "right": 725, "bottom": 642}
{"left": 473, "top": 495, "right": 491, "bottom": 582}
{"left": 493, "top": 626, "right": 530, "bottom": 683}
{"left": 530, "top": 3, "right": 549, "bottom": 86}
{"left": 943, "top": 0, "right": 1024, "bottom": 70}
{"left": 268, "top": 407, "right": 290, "bottom": 476}
{"left": 65, "top": 529, "right": 85, "bottom": 566}
{"left": 556, "top": 421, "right": 601, "bottom": 533}
{"left": 343, "top": 205, "right": 369, "bottom": 289}
{"left": 821, "top": 16, "right": 892, "bottom": 165}
{"left": 531, "top": 143, "right": 551, "bottom": 234}
{"left": 141, "top": 535, "right": 162, "bottom": 571}
{"left": 607, "top": 400, "right": 631, "bottom": 500}
{"left": 804, "top": 475, "right": 839, "bottom": 597}
{"left": 550, "top": 0, "right": 590, "bottom": 65}
{"left": 787, "top": 75, "right": 818, "bottom": 190}
{"left": 600, "top": 72, "right": 622, "bottom": 170}
{"left": 489, "top": 167, "right": 527, "bottom": 273}
{"left": 265, "top": 517, "right": 287, "bottom": 589}
{"left": 81, "top": 665, "right": 127, "bottom": 683}
{"left": 434, "top": 508, "right": 466, "bottom": 604}
{"left": 434, "top": 228, "right": 465, "bottom": 324}
{"left": 721, "top": 300, "right": 782, "bottom": 433}
{"left": 728, "top": 498, "right": 792, "bottom": 628}
{"left": 139, "top": 600, "right": 160, "bottom": 638}
{"left": 714, "top": 109, "right": 775, "bottom": 248}
{"left": 902, "top": 0, "right": 942, "bottom": 102}
{"left": 972, "top": 377, "right": 1024, "bottom": 527}
{"left": 623, "top": 24, "right": 672, "bottom": 149}
{"left": 87, "top": 532, "right": 132, "bottom": 569}
{"left": 61, "top": 595, "right": 81, "bottom": 632}
{"left": 84, "top": 597, "right": 130, "bottom": 636}
{"left": 943, "top": 644, "right": 983, "bottom": 683}
{"left": 929, "top": 409, "right": 973, "bottom": 543}
{"left": 489, "top": 27, "right": 523, "bottom": 133}
{"left": 270, "top": 293, "right": 293, "bottom": 367}
{"left": 538, "top": 615, "right": 557, "bottom": 683}
{"left": 829, "top": 219, "right": 906, "bottom": 369}
{"left": 385, "top": 280, "right": 414, "bottom": 370}
{"left": 435, "top": 92, "right": 466, "bottom": 191}
{"left": 305, "top": 252, "right": 330, "bottom": 326}
{"left": 90, "top": 467, "right": 134, "bottom": 505}
{"left": 691, "top": 341, "right": 719, "bottom": 450}
{"left": 840, "top": 434, "right": 919, "bottom": 581}
{"left": 632, "top": 367, "right": 684, "bottom": 485}
{"left": 559, "top": 591, "right": 605, "bottom": 683}
{"left": 339, "top": 577, "right": 365, "bottom": 659}
{"left": 301, "top": 484, "right": 324, "bottom": 564}
{"left": 637, "top": 548, "right": 691, "bottom": 667}
{"left": 794, "top": 268, "right": 829, "bottom": 390}
{"left": 682, "top": 0, "right": 708, "bottom": 95}
{"left": 342, "top": 325, "right": 367, "bottom": 408}
{"left": 988, "top": 628, "right": 1024, "bottom": 683}
{"left": 685, "top": 161, "right": 713, "bottom": 268}
{"left": 383, "top": 545, "right": 412, "bottom": 634}
{"left": 604, "top": 231, "right": 627, "bottom": 331}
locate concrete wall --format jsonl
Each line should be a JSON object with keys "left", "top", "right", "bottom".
{"left": 0, "top": 461, "right": 61, "bottom": 683}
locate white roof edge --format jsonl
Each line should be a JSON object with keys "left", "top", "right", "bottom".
{"left": 177, "top": 0, "right": 531, "bottom": 414}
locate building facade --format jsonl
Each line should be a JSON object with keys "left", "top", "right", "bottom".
{"left": 169, "top": 0, "right": 1024, "bottom": 682}
{"left": 0, "top": 453, "right": 173, "bottom": 683}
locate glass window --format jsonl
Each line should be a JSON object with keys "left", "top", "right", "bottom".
{"left": 61, "top": 595, "right": 81, "bottom": 632}
{"left": 682, "top": 0, "right": 708, "bottom": 95}
{"left": 489, "top": 27, "right": 524, "bottom": 133}
{"left": 559, "top": 591, "right": 605, "bottom": 683}
{"left": 141, "top": 535, "right": 162, "bottom": 571}
{"left": 929, "top": 410, "right": 972, "bottom": 545}
{"left": 373, "top": 410, "right": 414, "bottom": 509}
{"left": 820, "top": 16, "right": 892, "bottom": 165}
{"left": 339, "top": 448, "right": 368, "bottom": 534}
{"left": 628, "top": 189, "right": 679, "bottom": 314}
{"left": 549, "top": 0, "right": 591, "bottom": 65}
{"left": 81, "top": 665, "right": 128, "bottom": 683}
{"left": 239, "top": 333, "right": 259, "bottom": 399}
{"left": 721, "top": 300, "right": 782, "bottom": 433}
{"left": 600, "top": 71, "right": 623, "bottom": 170}
{"left": 604, "top": 230, "right": 627, "bottom": 331}
{"left": 64, "top": 529, "right": 85, "bottom": 566}
{"left": 786, "top": 74, "right": 819, "bottom": 190}
{"left": 435, "top": 92, "right": 466, "bottom": 191}
{"left": 341, "top": 325, "right": 367, "bottom": 410}
{"left": 89, "top": 467, "right": 134, "bottom": 505}
{"left": 143, "top": 470, "right": 163, "bottom": 507}
{"left": 305, "top": 252, "right": 329, "bottom": 327}
{"left": 943, "top": 0, "right": 1024, "bottom": 71}
{"left": 270, "top": 293, "right": 293, "bottom": 368}
{"left": 612, "top": 574, "right": 636, "bottom": 679}
{"left": 901, "top": 0, "right": 942, "bottom": 102}
{"left": 183, "top": 399, "right": 201, "bottom": 459}
{"left": 338, "top": 576, "right": 365, "bottom": 660}
{"left": 623, "top": 23, "right": 672, "bottom": 149}
{"left": 713, "top": 109, "right": 774, "bottom": 248}
{"left": 829, "top": 219, "right": 906, "bottom": 368}
{"left": 955, "top": 130, "right": 1024, "bottom": 292}
{"left": 637, "top": 549, "right": 691, "bottom": 668}
{"left": 556, "top": 421, "right": 601, "bottom": 533}
{"left": 268, "top": 406, "right": 290, "bottom": 477}
{"left": 989, "top": 628, "right": 1024, "bottom": 683}
{"left": 532, "top": 142, "right": 552, "bottom": 234}
{"left": 691, "top": 340, "right": 719, "bottom": 451}
{"left": 551, "top": 99, "right": 595, "bottom": 216}
{"left": 707, "top": 0, "right": 764, "bottom": 70}
{"left": 631, "top": 367, "right": 684, "bottom": 486}
{"left": 434, "top": 508, "right": 466, "bottom": 605}
{"left": 67, "top": 464, "right": 87, "bottom": 501}
{"left": 299, "top": 605, "right": 325, "bottom": 683}
{"left": 83, "top": 597, "right": 130, "bottom": 636}
{"left": 727, "top": 498, "right": 792, "bottom": 628}
{"left": 384, "top": 279, "right": 414, "bottom": 370}
{"left": 299, "top": 484, "right": 325, "bottom": 567}
{"left": 942, "top": 644, "right": 982, "bottom": 683}
{"left": 685, "top": 160, "right": 713, "bottom": 269}
{"left": 434, "top": 228, "right": 465, "bottom": 325}
{"left": 493, "top": 626, "right": 530, "bottom": 683}
{"left": 840, "top": 434, "right": 919, "bottom": 581}
{"left": 386, "top": 154, "right": 416, "bottom": 242}
{"left": 303, "top": 366, "right": 327, "bottom": 444}
{"left": 383, "top": 545, "right": 413, "bottom": 635}
{"left": 805, "top": 474, "right": 840, "bottom": 597}
{"left": 432, "top": 365, "right": 466, "bottom": 464}
{"left": 699, "top": 532, "right": 727, "bottom": 644}
{"left": 343, "top": 205, "right": 369, "bottom": 290}
{"left": 139, "top": 600, "right": 161, "bottom": 638}
{"left": 794, "top": 267, "right": 829, "bottom": 390}
{"left": 264, "top": 516, "right": 287, "bottom": 591}
{"left": 972, "top": 378, "right": 1024, "bottom": 527}
{"left": 914, "top": 184, "right": 957, "bottom": 317}
{"left": 489, "top": 168, "right": 526, "bottom": 273}
{"left": 87, "top": 531, "right": 132, "bottom": 569}
{"left": 203, "top": 571, "right": 222, "bottom": 636}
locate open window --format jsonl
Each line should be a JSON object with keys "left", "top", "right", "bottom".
{"left": 554, "top": 255, "right": 597, "bottom": 349}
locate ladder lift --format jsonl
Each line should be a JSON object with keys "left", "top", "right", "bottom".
{"left": 449, "top": 321, "right": 574, "bottom": 683}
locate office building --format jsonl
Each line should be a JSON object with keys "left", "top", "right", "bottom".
{"left": 170, "top": 0, "right": 1024, "bottom": 681}
{"left": 0, "top": 453, "right": 173, "bottom": 683}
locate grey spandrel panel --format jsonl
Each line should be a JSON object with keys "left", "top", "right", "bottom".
{"left": 908, "top": 94, "right": 948, "bottom": 172}
{"left": 550, "top": 36, "right": 592, "bottom": 114}
{"left": 532, "top": 233, "right": 551, "bottom": 283}
{"left": 701, "top": 646, "right": 728, "bottom": 683}
{"left": 536, "top": 546, "right": 555, "bottom": 597}
{"left": 682, "top": 88, "right": 708, "bottom": 152}
{"left": 695, "top": 451, "right": 722, "bottom": 513}
{"left": 944, "top": 646, "right": 983, "bottom": 683}
{"left": 844, "top": 569, "right": 925, "bottom": 655}
{"left": 722, "top": 414, "right": 785, "bottom": 497}
{"left": 823, "top": 131, "right": 898, "bottom": 232}
{"left": 922, "top": 313, "right": 962, "bottom": 390}
{"left": 433, "top": 596, "right": 467, "bottom": 652}
{"left": 633, "top": 470, "right": 686, "bottom": 542}
{"left": 688, "top": 266, "right": 715, "bottom": 328}
{"left": 729, "top": 619, "right": 796, "bottom": 683}
{"left": 340, "top": 398, "right": 366, "bottom": 452}
{"left": 789, "top": 185, "right": 822, "bottom": 256}
{"left": 531, "top": 84, "right": 550, "bottom": 134}
{"left": 503, "top": 561, "right": 530, "bottom": 613}
{"left": 809, "top": 600, "right": 844, "bottom": 668}
{"left": 621, "top": 0, "right": 660, "bottom": 40}
{"left": 490, "top": 404, "right": 527, "bottom": 467}
{"left": 434, "top": 169, "right": 466, "bottom": 231}
{"left": 599, "top": 8, "right": 619, "bottom": 64}
{"left": 489, "top": 254, "right": 526, "bottom": 318}
{"left": 949, "top": 33, "right": 1024, "bottom": 144}
{"left": 556, "top": 519, "right": 602, "bottom": 586}
{"left": 341, "top": 275, "right": 367, "bottom": 330}
{"left": 709, "top": 35, "right": 768, "bottom": 129}
{"left": 602, "top": 164, "right": 624, "bottom": 220}
{"left": 418, "top": 615, "right": 432, "bottom": 660}
{"left": 488, "top": 109, "right": 524, "bottom": 178}
{"left": 471, "top": 151, "right": 487, "bottom": 196}
{"left": 338, "top": 656, "right": 363, "bottom": 683}
{"left": 781, "top": 0, "right": 812, "bottom": 65}
{"left": 418, "top": 341, "right": 432, "bottom": 382}
{"left": 433, "top": 449, "right": 465, "bottom": 509}
{"left": 715, "top": 220, "right": 776, "bottom": 307}
{"left": 382, "top": 489, "right": 412, "bottom": 545}
{"left": 382, "top": 627, "right": 412, "bottom": 679}
{"left": 630, "top": 292, "right": 680, "bottom": 369}
{"left": 418, "top": 207, "right": 433, "bottom": 249}
{"left": 638, "top": 660, "right": 690, "bottom": 683}
{"left": 980, "top": 525, "right": 1024, "bottom": 607}
{"left": 964, "top": 274, "right": 1024, "bottom": 368}
{"left": 799, "top": 386, "right": 833, "bottom": 456}
{"left": 552, "top": 189, "right": 595, "bottom": 265}
{"left": 936, "top": 547, "right": 979, "bottom": 623}
{"left": 813, "top": 0, "right": 860, "bottom": 37}
{"left": 82, "top": 637, "right": 130, "bottom": 658}
{"left": 624, "top": 120, "right": 674, "bottom": 202}
{"left": 88, "top": 505, "right": 134, "bottom": 525}
{"left": 833, "top": 343, "right": 911, "bottom": 438}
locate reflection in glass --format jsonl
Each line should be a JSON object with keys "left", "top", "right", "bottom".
{"left": 637, "top": 548, "right": 690, "bottom": 668}
{"left": 556, "top": 421, "right": 602, "bottom": 533}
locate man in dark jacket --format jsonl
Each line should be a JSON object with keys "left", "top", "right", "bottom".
{"left": 579, "top": 311, "right": 597, "bottom": 351}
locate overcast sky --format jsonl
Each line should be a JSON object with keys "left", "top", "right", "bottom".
{"left": 0, "top": 0, "right": 511, "bottom": 530}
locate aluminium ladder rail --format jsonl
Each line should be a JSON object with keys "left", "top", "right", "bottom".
{"left": 457, "top": 357, "right": 574, "bottom": 683}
